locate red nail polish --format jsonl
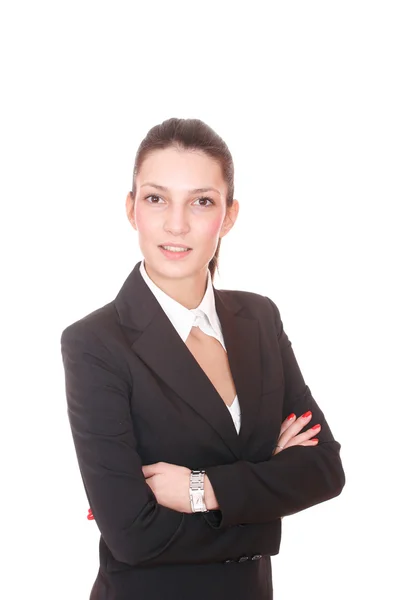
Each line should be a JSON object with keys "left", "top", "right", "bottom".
{"left": 301, "top": 411, "right": 312, "bottom": 419}
{"left": 287, "top": 413, "right": 295, "bottom": 420}
{"left": 311, "top": 438, "right": 319, "bottom": 442}
{"left": 311, "top": 424, "right": 321, "bottom": 430}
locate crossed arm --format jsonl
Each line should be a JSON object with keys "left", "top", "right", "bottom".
{"left": 200, "top": 299, "right": 345, "bottom": 529}
{"left": 141, "top": 408, "right": 325, "bottom": 515}
{"left": 61, "top": 298, "right": 345, "bottom": 566}
{"left": 132, "top": 298, "right": 345, "bottom": 528}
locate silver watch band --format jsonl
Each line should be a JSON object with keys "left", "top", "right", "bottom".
{"left": 189, "top": 470, "right": 209, "bottom": 513}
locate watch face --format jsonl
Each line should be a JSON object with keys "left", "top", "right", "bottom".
{"left": 190, "top": 490, "right": 205, "bottom": 511}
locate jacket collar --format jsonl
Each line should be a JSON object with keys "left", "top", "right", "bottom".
{"left": 138, "top": 260, "right": 223, "bottom": 345}
{"left": 114, "top": 261, "right": 262, "bottom": 459}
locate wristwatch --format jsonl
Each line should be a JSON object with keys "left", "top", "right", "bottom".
{"left": 189, "top": 470, "right": 209, "bottom": 513}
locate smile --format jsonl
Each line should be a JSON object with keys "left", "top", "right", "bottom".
{"left": 160, "top": 245, "right": 191, "bottom": 252}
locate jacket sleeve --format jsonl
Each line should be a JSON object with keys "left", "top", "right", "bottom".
{"left": 204, "top": 297, "right": 346, "bottom": 529}
{"left": 60, "top": 322, "right": 278, "bottom": 567}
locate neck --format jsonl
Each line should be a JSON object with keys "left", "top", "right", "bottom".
{"left": 143, "top": 261, "right": 209, "bottom": 309}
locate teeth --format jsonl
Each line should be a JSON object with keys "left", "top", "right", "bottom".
{"left": 162, "top": 246, "right": 190, "bottom": 252}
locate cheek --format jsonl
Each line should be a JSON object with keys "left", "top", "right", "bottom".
{"left": 134, "top": 204, "right": 153, "bottom": 233}
{"left": 201, "top": 216, "right": 224, "bottom": 237}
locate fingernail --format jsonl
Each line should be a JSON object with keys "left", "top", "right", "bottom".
{"left": 287, "top": 413, "right": 295, "bottom": 420}
{"left": 311, "top": 424, "right": 321, "bottom": 430}
{"left": 311, "top": 438, "right": 319, "bottom": 443}
{"left": 301, "top": 411, "right": 312, "bottom": 419}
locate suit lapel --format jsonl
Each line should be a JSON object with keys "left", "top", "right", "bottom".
{"left": 114, "top": 262, "right": 262, "bottom": 459}
{"left": 214, "top": 289, "right": 262, "bottom": 450}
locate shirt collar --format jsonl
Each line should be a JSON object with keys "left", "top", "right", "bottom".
{"left": 139, "top": 260, "right": 223, "bottom": 344}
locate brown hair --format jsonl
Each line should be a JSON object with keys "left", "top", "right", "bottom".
{"left": 131, "top": 117, "right": 235, "bottom": 281}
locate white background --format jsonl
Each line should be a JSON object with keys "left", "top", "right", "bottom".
{"left": 1, "top": 1, "right": 399, "bottom": 598}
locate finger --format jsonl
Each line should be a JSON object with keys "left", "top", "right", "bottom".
{"left": 299, "top": 438, "right": 319, "bottom": 447}
{"left": 142, "top": 462, "right": 163, "bottom": 477}
{"left": 146, "top": 478, "right": 156, "bottom": 492}
{"left": 278, "top": 410, "right": 313, "bottom": 447}
{"left": 272, "top": 431, "right": 291, "bottom": 454}
{"left": 142, "top": 465, "right": 156, "bottom": 477}
{"left": 278, "top": 413, "right": 297, "bottom": 437}
{"left": 284, "top": 423, "right": 321, "bottom": 447}
{"left": 276, "top": 415, "right": 297, "bottom": 446}
{"left": 274, "top": 433, "right": 320, "bottom": 454}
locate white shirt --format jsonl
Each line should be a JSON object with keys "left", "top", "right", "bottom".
{"left": 139, "top": 260, "right": 241, "bottom": 433}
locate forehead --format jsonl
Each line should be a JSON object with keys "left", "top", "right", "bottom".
{"left": 137, "top": 147, "right": 226, "bottom": 191}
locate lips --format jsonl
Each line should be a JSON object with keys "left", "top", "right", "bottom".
{"left": 159, "top": 245, "right": 193, "bottom": 258}
{"left": 159, "top": 244, "right": 192, "bottom": 250}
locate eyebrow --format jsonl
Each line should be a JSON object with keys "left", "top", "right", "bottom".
{"left": 140, "top": 182, "right": 221, "bottom": 196}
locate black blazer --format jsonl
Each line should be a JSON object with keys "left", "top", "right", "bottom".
{"left": 61, "top": 261, "right": 345, "bottom": 600}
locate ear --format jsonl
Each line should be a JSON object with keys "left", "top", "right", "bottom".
{"left": 126, "top": 191, "right": 137, "bottom": 230}
{"left": 220, "top": 199, "right": 239, "bottom": 239}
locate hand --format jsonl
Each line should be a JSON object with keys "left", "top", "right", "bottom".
{"left": 273, "top": 411, "right": 321, "bottom": 456}
{"left": 142, "top": 462, "right": 192, "bottom": 513}
{"left": 86, "top": 462, "right": 211, "bottom": 520}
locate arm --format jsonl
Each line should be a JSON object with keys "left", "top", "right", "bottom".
{"left": 60, "top": 323, "right": 277, "bottom": 566}
{"left": 204, "top": 297, "right": 346, "bottom": 529}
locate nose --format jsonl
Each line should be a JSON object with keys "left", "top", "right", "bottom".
{"left": 163, "top": 204, "right": 190, "bottom": 236}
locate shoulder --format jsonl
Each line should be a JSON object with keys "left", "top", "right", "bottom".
{"left": 59, "top": 301, "right": 131, "bottom": 381}
{"left": 216, "top": 287, "right": 282, "bottom": 325}
{"left": 60, "top": 300, "right": 118, "bottom": 347}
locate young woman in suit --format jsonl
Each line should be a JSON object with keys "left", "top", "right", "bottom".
{"left": 61, "top": 117, "right": 345, "bottom": 600}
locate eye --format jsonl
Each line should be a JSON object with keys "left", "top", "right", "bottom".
{"left": 193, "top": 196, "right": 215, "bottom": 207}
{"left": 145, "top": 194, "right": 165, "bottom": 204}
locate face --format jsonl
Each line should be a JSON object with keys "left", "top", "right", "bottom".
{"left": 126, "top": 147, "right": 239, "bottom": 282}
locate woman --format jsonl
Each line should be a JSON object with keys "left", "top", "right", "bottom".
{"left": 61, "top": 118, "right": 345, "bottom": 600}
